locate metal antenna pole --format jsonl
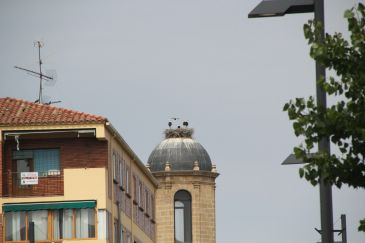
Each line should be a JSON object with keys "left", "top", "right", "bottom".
{"left": 36, "top": 41, "right": 43, "bottom": 104}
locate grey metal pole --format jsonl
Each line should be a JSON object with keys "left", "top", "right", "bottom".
{"left": 314, "top": 1, "right": 334, "bottom": 243}
{"left": 37, "top": 41, "right": 43, "bottom": 104}
{"left": 341, "top": 214, "right": 347, "bottom": 243}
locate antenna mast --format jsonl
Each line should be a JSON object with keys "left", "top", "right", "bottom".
{"left": 14, "top": 41, "right": 58, "bottom": 104}
{"left": 36, "top": 41, "right": 43, "bottom": 104}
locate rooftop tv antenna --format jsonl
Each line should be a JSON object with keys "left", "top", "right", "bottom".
{"left": 14, "top": 41, "right": 60, "bottom": 104}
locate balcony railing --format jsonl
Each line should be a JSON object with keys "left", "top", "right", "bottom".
{"left": 2, "top": 171, "right": 64, "bottom": 197}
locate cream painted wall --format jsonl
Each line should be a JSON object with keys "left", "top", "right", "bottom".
{"left": 64, "top": 168, "right": 107, "bottom": 208}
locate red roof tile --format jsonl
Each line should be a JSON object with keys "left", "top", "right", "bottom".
{"left": 0, "top": 97, "right": 106, "bottom": 126}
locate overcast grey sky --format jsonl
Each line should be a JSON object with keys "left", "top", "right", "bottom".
{"left": 1, "top": 0, "right": 364, "bottom": 242}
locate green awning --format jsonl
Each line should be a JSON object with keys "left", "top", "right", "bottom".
{"left": 3, "top": 200, "right": 96, "bottom": 212}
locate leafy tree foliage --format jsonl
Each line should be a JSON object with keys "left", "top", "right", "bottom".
{"left": 283, "top": 3, "right": 365, "bottom": 231}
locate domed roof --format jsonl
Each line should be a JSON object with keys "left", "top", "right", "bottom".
{"left": 147, "top": 127, "right": 212, "bottom": 172}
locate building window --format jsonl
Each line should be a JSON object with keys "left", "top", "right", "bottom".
{"left": 5, "top": 211, "right": 26, "bottom": 241}
{"left": 126, "top": 166, "right": 130, "bottom": 195}
{"left": 4, "top": 207, "right": 96, "bottom": 242}
{"left": 13, "top": 149, "right": 60, "bottom": 177}
{"left": 97, "top": 209, "right": 107, "bottom": 240}
{"left": 113, "top": 153, "right": 118, "bottom": 183}
{"left": 33, "top": 150, "right": 60, "bottom": 175}
{"left": 120, "top": 226, "right": 124, "bottom": 243}
{"left": 28, "top": 210, "right": 48, "bottom": 240}
{"left": 108, "top": 211, "right": 113, "bottom": 241}
{"left": 53, "top": 209, "right": 73, "bottom": 239}
{"left": 151, "top": 195, "right": 155, "bottom": 220}
{"left": 174, "top": 190, "right": 192, "bottom": 243}
{"left": 114, "top": 220, "right": 118, "bottom": 243}
{"left": 138, "top": 182, "right": 142, "bottom": 207}
{"left": 76, "top": 208, "right": 95, "bottom": 238}
{"left": 119, "top": 158, "right": 124, "bottom": 189}
{"left": 145, "top": 189, "right": 149, "bottom": 216}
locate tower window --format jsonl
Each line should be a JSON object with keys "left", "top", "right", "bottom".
{"left": 174, "top": 190, "right": 192, "bottom": 243}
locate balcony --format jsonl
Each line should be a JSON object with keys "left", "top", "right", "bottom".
{"left": 2, "top": 171, "right": 64, "bottom": 197}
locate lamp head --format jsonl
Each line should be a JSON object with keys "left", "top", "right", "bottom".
{"left": 248, "top": 0, "right": 314, "bottom": 18}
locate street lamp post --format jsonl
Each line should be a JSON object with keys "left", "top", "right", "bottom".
{"left": 248, "top": 1, "right": 334, "bottom": 243}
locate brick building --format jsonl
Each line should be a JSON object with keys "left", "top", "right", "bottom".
{"left": 0, "top": 97, "right": 218, "bottom": 243}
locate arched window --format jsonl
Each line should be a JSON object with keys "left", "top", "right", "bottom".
{"left": 174, "top": 190, "right": 192, "bottom": 243}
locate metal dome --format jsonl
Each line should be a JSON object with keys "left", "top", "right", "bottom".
{"left": 147, "top": 129, "right": 212, "bottom": 172}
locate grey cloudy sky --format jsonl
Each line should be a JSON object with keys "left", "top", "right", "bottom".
{"left": 1, "top": 0, "right": 364, "bottom": 242}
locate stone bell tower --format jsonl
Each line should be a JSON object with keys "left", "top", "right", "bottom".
{"left": 147, "top": 123, "right": 219, "bottom": 243}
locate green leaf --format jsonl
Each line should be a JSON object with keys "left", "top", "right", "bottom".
{"left": 344, "top": 9, "right": 354, "bottom": 19}
{"left": 310, "top": 179, "right": 317, "bottom": 186}
{"left": 358, "top": 219, "right": 365, "bottom": 232}
{"left": 299, "top": 168, "right": 304, "bottom": 178}
{"left": 294, "top": 147, "right": 304, "bottom": 158}
{"left": 357, "top": 3, "right": 364, "bottom": 14}
{"left": 283, "top": 103, "right": 290, "bottom": 111}
{"left": 304, "top": 24, "right": 311, "bottom": 39}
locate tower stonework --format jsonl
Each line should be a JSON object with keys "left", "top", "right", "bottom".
{"left": 148, "top": 126, "right": 219, "bottom": 243}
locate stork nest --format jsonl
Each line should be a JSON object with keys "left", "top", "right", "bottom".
{"left": 165, "top": 127, "right": 194, "bottom": 138}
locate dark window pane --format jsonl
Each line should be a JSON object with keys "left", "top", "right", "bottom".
{"left": 33, "top": 149, "right": 60, "bottom": 176}
{"left": 5, "top": 212, "right": 26, "bottom": 241}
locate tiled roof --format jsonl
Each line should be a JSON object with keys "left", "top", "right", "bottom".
{"left": 0, "top": 97, "right": 106, "bottom": 126}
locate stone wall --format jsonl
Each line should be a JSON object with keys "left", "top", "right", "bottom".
{"left": 154, "top": 173, "right": 217, "bottom": 243}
